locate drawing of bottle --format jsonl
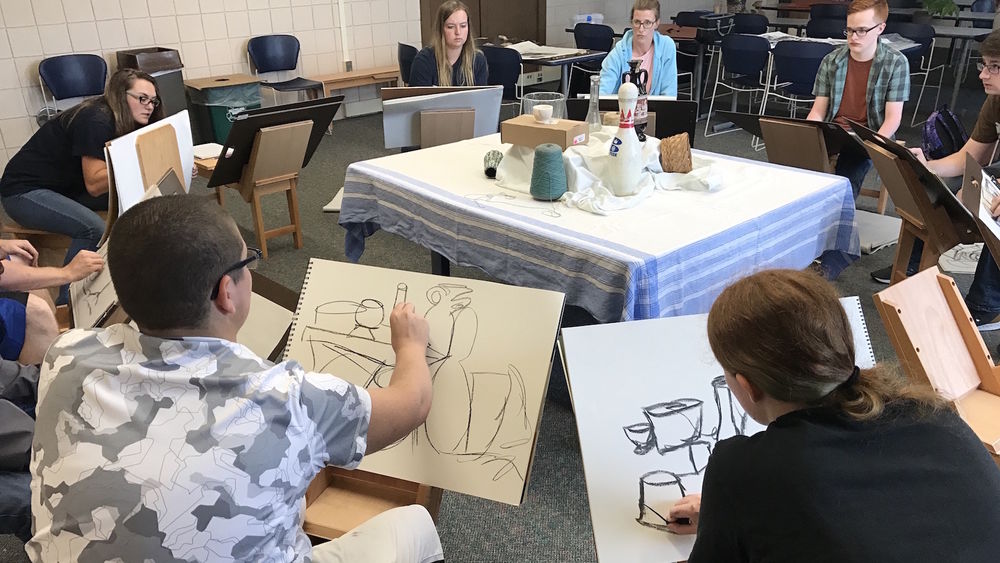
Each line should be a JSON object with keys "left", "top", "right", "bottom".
{"left": 608, "top": 82, "right": 642, "bottom": 197}
{"left": 709, "top": 375, "right": 749, "bottom": 441}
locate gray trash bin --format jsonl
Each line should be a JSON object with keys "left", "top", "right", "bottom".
{"left": 116, "top": 47, "right": 185, "bottom": 117}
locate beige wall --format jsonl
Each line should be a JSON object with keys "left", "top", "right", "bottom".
{"left": 0, "top": 0, "right": 423, "bottom": 170}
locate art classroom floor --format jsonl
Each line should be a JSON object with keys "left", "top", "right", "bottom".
{"left": 3, "top": 70, "right": 1000, "bottom": 562}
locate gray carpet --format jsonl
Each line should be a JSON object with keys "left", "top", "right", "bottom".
{"left": 2, "top": 61, "right": 997, "bottom": 562}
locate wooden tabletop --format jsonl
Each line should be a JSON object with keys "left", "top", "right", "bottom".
{"left": 184, "top": 73, "right": 259, "bottom": 91}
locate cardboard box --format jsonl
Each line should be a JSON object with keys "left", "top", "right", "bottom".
{"left": 501, "top": 114, "right": 589, "bottom": 150}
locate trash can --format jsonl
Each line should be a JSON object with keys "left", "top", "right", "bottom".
{"left": 184, "top": 75, "right": 262, "bottom": 144}
{"left": 116, "top": 47, "right": 185, "bottom": 117}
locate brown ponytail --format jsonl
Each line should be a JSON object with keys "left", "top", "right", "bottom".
{"left": 707, "top": 269, "right": 946, "bottom": 421}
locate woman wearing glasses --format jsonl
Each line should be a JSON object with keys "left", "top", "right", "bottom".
{"left": 409, "top": 0, "right": 488, "bottom": 87}
{"left": 599, "top": 0, "right": 677, "bottom": 96}
{"left": 0, "top": 68, "right": 163, "bottom": 304}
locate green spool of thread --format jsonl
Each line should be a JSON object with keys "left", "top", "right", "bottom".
{"left": 530, "top": 143, "right": 568, "bottom": 201}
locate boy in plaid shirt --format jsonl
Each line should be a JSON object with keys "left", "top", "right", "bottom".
{"left": 806, "top": 0, "right": 910, "bottom": 199}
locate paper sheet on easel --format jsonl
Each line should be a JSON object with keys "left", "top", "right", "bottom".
{"left": 106, "top": 110, "right": 193, "bottom": 215}
{"left": 69, "top": 242, "right": 117, "bottom": 329}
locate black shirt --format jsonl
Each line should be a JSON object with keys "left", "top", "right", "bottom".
{"left": 408, "top": 47, "right": 488, "bottom": 87}
{"left": 0, "top": 102, "right": 116, "bottom": 199}
{"left": 689, "top": 403, "right": 1000, "bottom": 562}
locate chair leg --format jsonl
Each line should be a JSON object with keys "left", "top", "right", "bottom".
{"left": 215, "top": 186, "right": 225, "bottom": 206}
{"left": 251, "top": 189, "right": 268, "bottom": 260}
{"left": 877, "top": 183, "right": 890, "bottom": 215}
{"left": 910, "top": 71, "right": 930, "bottom": 127}
{"left": 703, "top": 58, "right": 724, "bottom": 137}
{"left": 286, "top": 177, "right": 304, "bottom": 249}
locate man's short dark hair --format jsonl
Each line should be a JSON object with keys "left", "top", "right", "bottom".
{"left": 983, "top": 30, "right": 1000, "bottom": 59}
{"left": 108, "top": 196, "right": 245, "bottom": 330}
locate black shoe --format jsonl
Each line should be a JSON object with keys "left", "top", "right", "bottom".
{"left": 972, "top": 310, "right": 1000, "bottom": 332}
{"left": 870, "top": 265, "right": 917, "bottom": 285}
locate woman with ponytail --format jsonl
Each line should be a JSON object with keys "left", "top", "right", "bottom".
{"left": 668, "top": 269, "right": 1000, "bottom": 561}
{"left": 408, "top": 1, "right": 488, "bottom": 87}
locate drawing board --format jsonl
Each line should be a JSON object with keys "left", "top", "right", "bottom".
{"left": 106, "top": 110, "right": 193, "bottom": 215}
{"left": 560, "top": 297, "right": 875, "bottom": 562}
{"left": 239, "top": 293, "right": 294, "bottom": 361}
{"left": 69, "top": 242, "right": 116, "bottom": 329}
{"left": 283, "top": 259, "right": 565, "bottom": 505}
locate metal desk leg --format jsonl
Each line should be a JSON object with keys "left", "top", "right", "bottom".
{"left": 693, "top": 43, "right": 706, "bottom": 118}
{"left": 431, "top": 250, "right": 451, "bottom": 276}
{"left": 950, "top": 38, "right": 971, "bottom": 109}
{"left": 560, "top": 65, "right": 571, "bottom": 97}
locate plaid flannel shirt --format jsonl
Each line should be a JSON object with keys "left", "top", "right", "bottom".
{"left": 812, "top": 42, "right": 910, "bottom": 132}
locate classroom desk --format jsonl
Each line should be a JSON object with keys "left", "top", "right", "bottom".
{"left": 934, "top": 24, "right": 993, "bottom": 108}
{"left": 338, "top": 134, "right": 858, "bottom": 323}
{"left": 520, "top": 50, "right": 607, "bottom": 96}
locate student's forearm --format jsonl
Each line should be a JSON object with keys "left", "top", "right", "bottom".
{"left": 85, "top": 170, "right": 109, "bottom": 197}
{"left": 0, "top": 264, "right": 73, "bottom": 292}
{"left": 925, "top": 152, "right": 966, "bottom": 178}
{"left": 389, "top": 346, "right": 432, "bottom": 419}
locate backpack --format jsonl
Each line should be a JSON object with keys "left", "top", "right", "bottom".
{"left": 921, "top": 106, "right": 969, "bottom": 160}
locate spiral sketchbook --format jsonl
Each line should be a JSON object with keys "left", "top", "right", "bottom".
{"left": 282, "top": 258, "right": 565, "bottom": 506}
{"left": 560, "top": 296, "right": 874, "bottom": 562}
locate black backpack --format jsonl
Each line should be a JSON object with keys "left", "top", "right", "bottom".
{"left": 921, "top": 105, "right": 969, "bottom": 160}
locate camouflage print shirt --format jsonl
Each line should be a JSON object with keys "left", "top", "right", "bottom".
{"left": 28, "top": 324, "right": 371, "bottom": 562}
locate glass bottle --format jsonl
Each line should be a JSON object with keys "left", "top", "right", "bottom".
{"left": 585, "top": 75, "right": 602, "bottom": 133}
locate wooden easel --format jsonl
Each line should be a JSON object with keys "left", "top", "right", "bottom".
{"left": 873, "top": 268, "right": 1000, "bottom": 462}
{"left": 214, "top": 119, "right": 311, "bottom": 259}
{"left": 863, "top": 140, "right": 979, "bottom": 284}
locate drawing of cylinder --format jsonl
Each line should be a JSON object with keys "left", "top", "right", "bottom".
{"left": 395, "top": 283, "right": 408, "bottom": 306}
{"left": 642, "top": 399, "right": 703, "bottom": 454}
{"left": 636, "top": 470, "right": 686, "bottom": 531}
{"left": 710, "top": 375, "right": 749, "bottom": 441}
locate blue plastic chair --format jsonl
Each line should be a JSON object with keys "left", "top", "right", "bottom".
{"left": 569, "top": 23, "right": 614, "bottom": 98}
{"left": 809, "top": 3, "right": 848, "bottom": 19}
{"left": 764, "top": 41, "right": 836, "bottom": 117}
{"left": 398, "top": 43, "right": 418, "bottom": 85}
{"left": 481, "top": 45, "right": 522, "bottom": 103}
{"left": 38, "top": 54, "right": 107, "bottom": 116}
{"left": 734, "top": 13, "right": 769, "bottom": 35}
{"left": 806, "top": 17, "right": 847, "bottom": 40}
{"left": 705, "top": 34, "right": 772, "bottom": 138}
{"left": 247, "top": 34, "right": 324, "bottom": 102}
{"left": 885, "top": 22, "right": 944, "bottom": 125}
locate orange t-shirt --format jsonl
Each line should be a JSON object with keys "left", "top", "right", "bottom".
{"left": 833, "top": 56, "right": 873, "bottom": 130}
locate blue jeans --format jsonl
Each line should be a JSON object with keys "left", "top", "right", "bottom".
{"left": 0, "top": 470, "right": 30, "bottom": 542}
{"left": 835, "top": 142, "right": 873, "bottom": 200}
{"left": 905, "top": 239, "right": 1000, "bottom": 313}
{"left": 2, "top": 189, "right": 106, "bottom": 304}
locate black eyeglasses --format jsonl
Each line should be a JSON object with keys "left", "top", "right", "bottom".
{"left": 126, "top": 91, "right": 161, "bottom": 107}
{"left": 978, "top": 62, "right": 1000, "bottom": 75}
{"left": 843, "top": 23, "right": 883, "bottom": 38}
{"left": 209, "top": 247, "right": 262, "bottom": 300}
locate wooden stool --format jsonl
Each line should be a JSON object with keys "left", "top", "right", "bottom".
{"left": 859, "top": 182, "right": 890, "bottom": 214}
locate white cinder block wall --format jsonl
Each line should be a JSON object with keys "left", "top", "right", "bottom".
{"left": 548, "top": 0, "right": 714, "bottom": 47}
{"left": 0, "top": 0, "right": 423, "bottom": 170}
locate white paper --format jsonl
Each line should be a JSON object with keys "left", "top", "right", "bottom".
{"left": 283, "top": 259, "right": 565, "bottom": 505}
{"left": 979, "top": 170, "right": 1000, "bottom": 242}
{"left": 106, "top": 110, "right": 193, "bottom": 215}
{"left": 69, "top": 242, "right": 116, "bottom": 329}
{"left": 561, "top": 297, "right": 874, "bottom": 562}
{"left": 192, "top": 142, "right": 224, "bottom": 160}
{"left": 381, "top": 88, "right": 503, "bottom": 148}
{"left": 506, "top": 41, "right": 585, "bottom": 58}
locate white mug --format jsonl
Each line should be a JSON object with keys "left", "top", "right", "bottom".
{"left": 532, "top": 104, "right": 553, "bottom": 123}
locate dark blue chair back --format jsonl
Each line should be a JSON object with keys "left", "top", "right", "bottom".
{"left": 806, "top": 17, "right": 847, "bottom": 39}
{"left": 38, "top": 54, "right": 107, "bottom": 100}
{"left": 721, "top": 34, "right": 771, "bottom": 78}
{"left": 481, "top": 45, "right": 521, "bottom": 100}
{"left": 675, "top": 10, "right": 713, "bottom": 27}
{"left": 574, "top": 23, "right": 614, "bottom": 51}
{"left": 809, "top": 3, "right": 848, "bottom": 19}
{"left": 887, "top": 0, "right": 920, "bottom": 6}
{"left": 734, "top": 13, "right": 769, "bottom": 35}
{"left": 772, "top": 40, "right": 835, "bottom": 96}
{"left": 248, "top": 34, "right": 301, "bottom": 73}
{"left": 884, "top": 21, "right": 934, "bottom": 70}
{"left": 972, "top": 0, "right": 993, "bottom": 28}
{"left": 398, "top": 43, "right": 418, "bottom": 84}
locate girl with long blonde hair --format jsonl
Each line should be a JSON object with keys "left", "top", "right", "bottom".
{"left": 408, "top": 1, "right": 488, "bottom": 87}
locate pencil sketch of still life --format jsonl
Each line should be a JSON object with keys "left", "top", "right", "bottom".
{"left": 69, "top": 243, "right": 117, "bottom": 329}
{"left": 297, "top": 282, "right": 534, "bottom": 483}
{"left": 624, "top": 375, "right": 750, "bottom": 531}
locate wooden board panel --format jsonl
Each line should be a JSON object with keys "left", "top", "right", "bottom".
{"left": 136, "top": 124, "right": 184, "bottom": 193}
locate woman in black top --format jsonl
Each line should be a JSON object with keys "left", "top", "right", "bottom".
{"left": 408, "top": 0, "right": 488, "bottom": 87}
{"left": 0, "top": 69, "right": 163, "bottom": 304}
{"left": 667, "top": 269, "right": 1000, "bottom": 562}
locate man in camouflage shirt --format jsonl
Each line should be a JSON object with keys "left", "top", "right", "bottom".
{"left": 28, "top": 196, "right": 441, "bottom": 562}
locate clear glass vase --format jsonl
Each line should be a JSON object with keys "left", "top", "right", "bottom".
{"left": 585, "top": 75, "right": 602, "bottom": 133}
